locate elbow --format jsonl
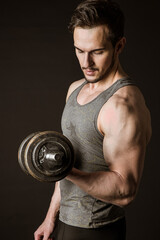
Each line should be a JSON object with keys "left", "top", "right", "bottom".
{"left": 116, "top": 185, "right": 137, "bottom": 207}
{"left": 117, "top": 194, "right": 136, "bottom": 207}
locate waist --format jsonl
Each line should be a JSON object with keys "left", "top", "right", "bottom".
{"left": 52, "top": 218, "right": 126, "bottom": 240}
{"left": 59, "top": 179, "right": 125, "bottom": 228}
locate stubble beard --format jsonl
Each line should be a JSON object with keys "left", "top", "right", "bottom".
{"left": 83, "top": 52, "right": 115, "bottom": 84}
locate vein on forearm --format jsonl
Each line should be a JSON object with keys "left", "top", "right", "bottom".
{"left": 66, "top": 168, "right": 131, "bottom": 206}
{"left": 46, "top": 182, "right": 61, "bottom": 220}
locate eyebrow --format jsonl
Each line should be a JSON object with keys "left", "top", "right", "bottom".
{"left": 74, "top": 46, "right": 106, "bottom": 53}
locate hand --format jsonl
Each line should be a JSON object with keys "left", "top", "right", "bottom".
{"left": 34, "top": 218, "right": 55, "bottom": 240}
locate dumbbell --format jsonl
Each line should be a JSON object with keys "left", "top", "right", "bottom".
{"left": 18, "top": 131, "right": 74, "bottom": 182}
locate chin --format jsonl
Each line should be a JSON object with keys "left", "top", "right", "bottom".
{"left": 85, "top": 75, "right": 103, "bottom": 84}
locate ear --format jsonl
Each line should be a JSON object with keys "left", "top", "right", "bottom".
{"left": 115, "top": 37, "right": 126, "bottom": 55}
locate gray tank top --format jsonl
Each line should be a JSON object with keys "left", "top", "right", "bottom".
{"left": 60, "top": 78, "right": 136, "bottom": 228}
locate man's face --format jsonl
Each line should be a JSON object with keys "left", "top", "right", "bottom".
{"left": 73, "top": 25, "right": 116, "bottom": 83}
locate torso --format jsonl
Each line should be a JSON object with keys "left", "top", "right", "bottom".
{"left": 60, "top": 77, "right": 131, "bottom": 228}
{"left": 60, "top": 77, "right": 151, "bottom": 228}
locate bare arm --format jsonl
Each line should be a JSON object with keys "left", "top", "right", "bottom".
{"left": 66, "top": 88, "right": 151, "bottom": 207}
{"left": 34, "top": 182, "right": 61, "bottom": 240}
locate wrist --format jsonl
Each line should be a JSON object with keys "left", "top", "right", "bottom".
{"left": 45, "top": 209, "right": 59, "bottom": 223}
{"left": 66, "top": 168, "right": 87, "bottom": 180}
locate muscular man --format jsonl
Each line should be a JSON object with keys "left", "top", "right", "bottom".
{"left": 34, "top": 0, "right": 152, "bottom": 239}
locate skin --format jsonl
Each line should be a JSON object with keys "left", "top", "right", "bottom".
{"left": 34, "top": 182, "right": 60, "bottom": 240}
{"left": 34, "top": 25, "right": 152, "bottom": 240}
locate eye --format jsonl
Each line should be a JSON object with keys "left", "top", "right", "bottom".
{"left": 75, "top": 48, "right": 84, "bottom": 54}
{"left": 93, "top": 50, "right": 104, "bottom": 55}
{"left": 78, "top": 50, "right": 84, "bottom": 54}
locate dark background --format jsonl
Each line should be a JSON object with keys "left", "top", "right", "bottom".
{"left": 0, "top": 0, "right": 159, "bottom": 239}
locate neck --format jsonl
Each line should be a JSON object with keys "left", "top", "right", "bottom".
{"left": 87, "top": 62, "right": 128, "bottom": 91}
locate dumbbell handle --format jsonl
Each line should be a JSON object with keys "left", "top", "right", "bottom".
{"left": 44, "top": 152, "right": 64, "bottom": 162}
{"left": 39, "top": 149, "right": 64, "bottom": 168}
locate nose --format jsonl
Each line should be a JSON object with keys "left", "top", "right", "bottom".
{"left": 82, "top": 53, "right": 94, "bottom": 69}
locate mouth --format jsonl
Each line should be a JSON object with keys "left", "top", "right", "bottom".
{"left": 83, "top": 68, "right": 98, "bottom": 76}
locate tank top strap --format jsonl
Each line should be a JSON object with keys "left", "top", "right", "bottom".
{"left": 99, "top": 77, "right": 136, "bottom": 103}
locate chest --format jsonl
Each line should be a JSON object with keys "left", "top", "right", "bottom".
{"left": 77, "top": 87, "right": 104, "bottom": 105}
{"left": 61, "top": 91, "right": 106, "bottom": 170}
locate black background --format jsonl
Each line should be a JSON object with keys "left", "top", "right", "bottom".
{"left": 0, "top": 0, "right": 160, "bottom": 239}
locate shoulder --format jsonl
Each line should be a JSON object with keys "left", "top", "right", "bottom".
{"left": 99, "top": 85, "right": 152, "bottom": 143}
{"left": 66, "top": 78, "right": 85, "bottom": 102}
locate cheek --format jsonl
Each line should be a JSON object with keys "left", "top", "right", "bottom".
{"left": 97, "top": 56, "right": 112, "bottom": 69}
{"left": 101, "top": 52, "right": 114, "bottom": 68}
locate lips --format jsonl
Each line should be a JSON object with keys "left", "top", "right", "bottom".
{"left": 83, "top": 68, "right": 97, "bottom": 76}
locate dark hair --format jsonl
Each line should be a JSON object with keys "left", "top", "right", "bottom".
{"left": 68, "top": 0, "right": 125, "bottom": 47}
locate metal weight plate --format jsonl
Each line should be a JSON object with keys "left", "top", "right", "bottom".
{"left": 18, "top": 132, "right": 39, "bottom": 175}
{"left": 24, "top": 131, "right": 74, "bottom": 182}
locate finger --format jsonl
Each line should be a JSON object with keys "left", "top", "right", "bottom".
{"left": 35, "top": 234, "right": 44, "bottom": 240}
{"left": 43, "top": 234, "right": 50, "bottom": 240}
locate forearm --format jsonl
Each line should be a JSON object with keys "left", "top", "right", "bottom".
{"left": 66, "top": 168, "right": 136, "bottom": 207}
{"left": 34, "top": 182, "right": 61, "bottom": 239}
{"left": 45, "top": 181, "right": 61, "bottom": 221}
